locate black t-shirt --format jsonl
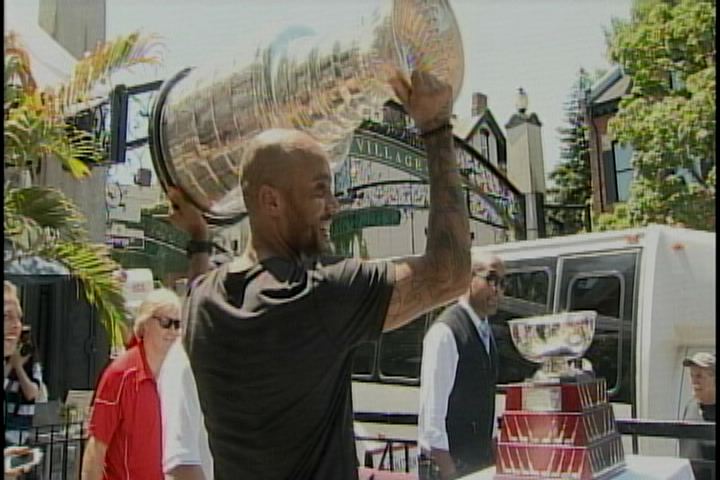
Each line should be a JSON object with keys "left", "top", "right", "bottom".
{"left": 183, "top": 256, "right": 395, "bottom": 480}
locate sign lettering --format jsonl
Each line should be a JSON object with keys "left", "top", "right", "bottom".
{"left": 344, "top": 132, "right": 524, "bottom": 230}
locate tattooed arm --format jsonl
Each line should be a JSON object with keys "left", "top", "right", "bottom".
{"left": 381, "top": 71, "right": 471, "bottom": 332}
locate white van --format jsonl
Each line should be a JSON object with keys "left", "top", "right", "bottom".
{"left": 352, "top": 224, "right": 715, "bottom": 467}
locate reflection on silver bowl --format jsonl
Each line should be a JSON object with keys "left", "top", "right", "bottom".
{"left": 149, "top": 0, "right": 465, "bottom": 223}
{"left": 508, "top": 311, "right": 597, "bottom": 365}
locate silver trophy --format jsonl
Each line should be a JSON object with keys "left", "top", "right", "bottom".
{"left": 149, "top": 0, "right": 465, "bottom": 224}
{"left": 496, "top": 310, "right": 626, "bottom": 479}
{"left": 508, "top": 311, "right": 597, "bottom": 381}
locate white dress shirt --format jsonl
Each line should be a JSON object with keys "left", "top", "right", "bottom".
{"left": 418, "top": 300, "right": 493, "bottom": 452}
{"left": 157, "top": 340, "right": 214, "bottom": 479}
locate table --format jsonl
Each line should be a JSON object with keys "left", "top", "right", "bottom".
{"left": 460, "top": 455, "right": 695, "bottom": 480}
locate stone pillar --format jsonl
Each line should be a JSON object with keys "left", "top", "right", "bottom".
{"left": 39, "top": 0, "right": 106, "bottom": 59}
{"left": 505, "top": 89, "right": 547, "bottom": 239}
{"left": 36, "top": 159, "right": 109, "bottom": 243}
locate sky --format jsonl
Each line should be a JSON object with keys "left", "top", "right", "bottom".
{"left": 6, "top": 0, "right": 633, "bottom": 185}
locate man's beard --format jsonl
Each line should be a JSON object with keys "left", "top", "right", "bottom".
{"left": 292, "top": 214, "right": 334, "bottom": 257}
{"left": 304, "top": 232, "right": 334, "bottom": 256}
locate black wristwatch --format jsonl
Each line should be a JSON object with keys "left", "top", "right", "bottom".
{"left": 186, "top": 239, "right": 213, "bottom": 257}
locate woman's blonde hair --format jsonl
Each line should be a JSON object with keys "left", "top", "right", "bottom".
{"left": 133, "top": 288, "right": 181, "bottom": 338}
{"left": 4, "top": 280, "right": 23, "bottom": 318}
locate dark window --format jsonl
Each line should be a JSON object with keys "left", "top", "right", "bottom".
{"left": 568, "top": 276, "right": 622, "bottom": 318}
{"left": 504, "top": 269, "right": 550, "bottom": 307}
{"left": 567, "top": 273, "right": 627, "bottom": 400}
{"left": 478, "top": 130, "right": 490, "bottom": 161}
{"left": 612, "top": 142, "right": 633, "bottom": 202}
{"left": 602, "top": 149, "right": 619, "bottom": 204}
{"left": 378, "top": 315, "right": 429, "bottom": 380}
{"left": 558, "top": 252, "right": 638, "bottom": 404}
{"left": 670, "top": 70, "right": 685, "bottom": 91}
{"left": 615, "top": 170, "right": 633, "bottom": 202}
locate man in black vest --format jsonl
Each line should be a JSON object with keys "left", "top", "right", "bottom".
{"left": 418, "top": 252, "right": 505, "bottom": 480}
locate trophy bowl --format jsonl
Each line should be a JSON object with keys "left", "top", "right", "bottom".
{"left": 508, "top": 311, "right": 597, "bottom": 379}
{"left": 148, "top": 0, "right": 465, "bottom": 224}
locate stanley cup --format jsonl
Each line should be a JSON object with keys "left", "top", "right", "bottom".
{"left": 508, "top": 311, "right": 597, "bottom": 381}
{"left": 149, "top": 0, "right": 465, "bottom": 223}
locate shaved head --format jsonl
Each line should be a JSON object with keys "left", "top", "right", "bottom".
{"left": 471, "top": 250, "right": 503, "bottom": 274}
{"left": 466, "top": 250, "right": 505, "bottom": 316}
{"left": 239, "top": 129, "right": 328, "bottom": 210}
{"left": 237, "top": 128, "right": 339, "bottom": 257}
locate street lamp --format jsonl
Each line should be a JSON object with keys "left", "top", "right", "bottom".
{"left": 516, "top": 87, "right": 528, "bottom": 114}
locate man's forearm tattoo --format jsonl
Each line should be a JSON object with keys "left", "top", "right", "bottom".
{"left": 424, "top": 132, "right": 470, "bottom": 277}
{"left": 385, "top": 130, "right": 471, "bottom": 328}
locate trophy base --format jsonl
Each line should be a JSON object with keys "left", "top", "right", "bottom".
{"left": 504, "top": 378, "right": 608, "bottom": 413}
{"left": 493, "top": 464, "right": 625, "bottom": 480}
{"left": 494, "top": 434, "right": 626, "bottom": 480}
{"left": 499, "top": 404, "right": 618, "bottom": 446}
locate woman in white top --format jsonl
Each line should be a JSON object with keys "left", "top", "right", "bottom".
{"left": 158, "top": 339, "right": 214, "bottom": 480}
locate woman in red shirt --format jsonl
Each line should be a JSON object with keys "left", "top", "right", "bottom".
{"left": 81, "top": 288, "right": 182, "bottom": 480}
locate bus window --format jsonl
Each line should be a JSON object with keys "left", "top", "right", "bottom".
{"left": 352, "top": 341, "right": 376, "bottom": 377}
{"left": 378, "top": 315, "right": 429, "bottom": 382}
{"left": 569, "top": 276, "right": 621, "bottom": 318}
{"left": 493, "top": 267, "right": 553, "bottom": 385}
{"left": 568, "top": 273, "right": 629, "bottom": 401}
{"left": 504, "top": 269, "right": 550, "bottom": 306}
{"left": 557, "top": 251, "right": 639, "bottom": 404}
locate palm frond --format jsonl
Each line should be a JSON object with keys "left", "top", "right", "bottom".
{"left": 4, "top": 186, "right": 88, "bottom": 246}
{"left": 39, "top": 241, "right": 127, "bottom": 347}
{"left": 4, "top": 101, "right": 94, "bottom": 178}
{"left": 50, "top": 31, "right": 163, "bottom": 115}
{"left": 4, "top": 32, "right": 38, "bottom": 94}
{"left": 3, "top": 32, "right": 162, "bottom": 347}
{"left": 5, "top": 32, "right": 161, "bottom": 179}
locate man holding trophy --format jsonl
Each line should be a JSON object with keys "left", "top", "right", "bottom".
{"left": 168, "top": 69, "right": 471, "bottom": 479}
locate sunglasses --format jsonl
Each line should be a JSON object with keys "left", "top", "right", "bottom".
{"left": 153, "top": 316, "right": 182, "bottom": 330}
{"left": 474, "top": 271, "right": 506, "bottom": 289}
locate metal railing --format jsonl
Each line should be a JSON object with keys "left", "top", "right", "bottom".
{"left": 615, "top": 419, "right": 716, "bottom": 479}
{"left": 353, "top": 412, "right": 716, "bottom": 475}
{"left": 12, "top": 414, "right": 714, "bottom": 478}
{"left": 19, "top": 421, "right": 88, "bottom": 480}
{"left": 356, "top": 435, "right": 417, "bottom": 473}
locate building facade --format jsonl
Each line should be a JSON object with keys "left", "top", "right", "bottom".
{"left": 332, "top": 101, "right": 526, "bottom": 260}
{"left": 585, "top": 67, "right": 633, "bottom": 214}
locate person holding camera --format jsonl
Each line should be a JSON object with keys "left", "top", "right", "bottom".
{"left": 4, "top": 282, "right": 43, "bottom": 447}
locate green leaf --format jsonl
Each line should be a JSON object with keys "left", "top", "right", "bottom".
{"left": 39, "top": 242, "right": 128, "bottom": 347}
{"left": 4, "top": 31, "right": 164, "bottom": 346}
{"left": 603, "top": 0, "right": 715, "bottom": 231}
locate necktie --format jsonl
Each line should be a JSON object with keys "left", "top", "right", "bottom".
{"left": 478, "top": 320, "right": 490, "bottom": 352}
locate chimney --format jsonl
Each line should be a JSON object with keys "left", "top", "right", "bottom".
{"left": 471, "top": 92, "right": 488, "bottom": 117}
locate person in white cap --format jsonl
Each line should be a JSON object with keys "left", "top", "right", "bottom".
{"left": 679, "top": 352, "right": 715, "bottom": 480}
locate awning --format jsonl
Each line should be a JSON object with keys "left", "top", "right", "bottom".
{"left": 5, "top": 256, "right": 70, "bottom": 275}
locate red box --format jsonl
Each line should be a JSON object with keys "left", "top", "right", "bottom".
{"left": 499, "top": 405, "right": 617, "bottom": 446}
{"left": 504, "top": 378, "right": 607, "bottom": 413}
{"left": 495, "top": 434, "right": 625, "bottom": 480}
{"left": 495, "top": 377, "right": 624, "bottom": 479}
